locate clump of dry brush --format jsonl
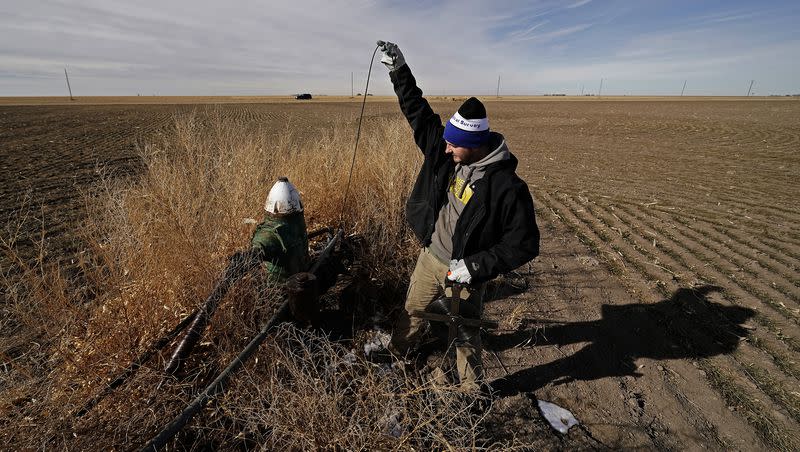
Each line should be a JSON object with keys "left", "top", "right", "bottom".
{"left": 1, "top": 108, "right": 492, "bottom": 450}
{"left": 219, "top": 324, "right": 488, "bottom": 450}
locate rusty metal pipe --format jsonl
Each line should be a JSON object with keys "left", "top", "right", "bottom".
{"left": 142, "top": 229, "right": 342, "bottom": 452}
{"left": 163, "top": 250, "right": 260, "bottom": 376}
{"left": 76, "top": 309, "right": 198, "bottom": 417}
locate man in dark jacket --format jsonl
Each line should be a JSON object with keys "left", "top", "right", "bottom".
{"left": 378, "top": 41, "right": 540, "bottom": 390}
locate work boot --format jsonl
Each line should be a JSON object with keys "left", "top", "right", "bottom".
{"left": 390, "top": 321, "right": 434, "bottom": 356}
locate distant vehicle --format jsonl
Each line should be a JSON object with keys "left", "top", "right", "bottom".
{"left": 295, "top": 93, "right": 312, "bottom": 100}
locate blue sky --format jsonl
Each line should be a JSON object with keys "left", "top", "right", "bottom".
{"left": 1, "top": 0, "right": 798, "bottom": 96}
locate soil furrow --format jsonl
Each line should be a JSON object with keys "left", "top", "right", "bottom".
{"left": 604, "top": 201, "right": 800, "bottom": 302}
{"left": 604, "top": 200, "right": 800, "bottom": 325}
{"left": 703, "top": 354, "right": 800, "bottom": 448}
{"left": 648, "top": 204, "right": 800, "bottom": 251}
{"left": 571, "top": 191, "right": 800, "bottom": 253}
{"left": 609, "top": 201, "right": 800, "bottom": 347}
{"left": 699, "top": 359, "right": 800, "bottom": 451}
{"left": 575, "top": 196, "right": 800, "bottom": 423}
{"left": 537, "top": 192, "right": 744, "bottom": 447}
{"left": 709, "top": 225, "right": 800, "bottom": 284}
{"left": 538, "top": 190, "right": 783, "bottom": 450}
{"left": 661, "top": 211, "right": 800, "bottom": 311}
{"left": 682, "top": 219, "right": 800, "bottom": 294}
{"left": 558, "top": 193, "right": 674, "bottom": 295}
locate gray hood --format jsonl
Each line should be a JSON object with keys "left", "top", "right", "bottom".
{"left": 454, "top": 133, "right": 510, "bottom": 197}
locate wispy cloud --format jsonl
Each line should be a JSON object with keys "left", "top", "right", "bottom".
{"left": 567, "top": 0, "right": 592, "bottom": 9}
{"left": 690, "top": 9, "right": 760, "bottom": 26}
{"left": 507, "top": 21, "right": 550, "bottom": 40}
{"left": 509, "top": 23, "right": 593, "bottom": 43}
{"left": 0, "top": 0, "right": 797, "bottom": 96}
{"left": 699, "top": 12, "right": 757, "bottom": 24}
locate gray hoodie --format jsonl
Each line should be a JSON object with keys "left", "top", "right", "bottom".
{"left": 428, "top": 133, "right": 510, "bottom": 264}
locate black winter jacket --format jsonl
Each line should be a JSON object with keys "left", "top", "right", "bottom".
{"left": 390, "top": 64, "right": 540, "bottom": 283}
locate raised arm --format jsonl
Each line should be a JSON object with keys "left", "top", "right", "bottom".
{"left": 378, "top": 40, "right": 445, "bottom": 159}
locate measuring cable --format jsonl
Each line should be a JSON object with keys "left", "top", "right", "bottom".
{"left": 339, "top": 44, "right": 381, "bottom": 228}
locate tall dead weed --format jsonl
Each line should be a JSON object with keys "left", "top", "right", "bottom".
{"left": 0, "top": 108, "right": 498, "bottom": 450}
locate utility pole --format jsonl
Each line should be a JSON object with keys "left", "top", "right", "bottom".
{"left": 681, "top": 80, "right": 687, "bottom": 96}
{"left": 580, "top": 84, "right": 584, "bottom": 96}
{"left": 351, "top": 72, "right": 354, "bottom": 97}
{"left": 746, "top": 80, "right": 755, "bottom": 97}
{"left": 64, "top": 67, "right": 74, "bottom": 100}
{"left": 496, "top": 75, "right": 500, "bottom": 98}
{"left": 598, "top": 78, "right": 604, "bottom": 98}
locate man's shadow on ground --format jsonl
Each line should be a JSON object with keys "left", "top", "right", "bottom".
{"left": 488, "top": 285, "right": 755, "bottom": 397}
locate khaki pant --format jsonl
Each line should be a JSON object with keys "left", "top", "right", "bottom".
{"left": 391, "top": 247, "right": 485, "bottom": 390}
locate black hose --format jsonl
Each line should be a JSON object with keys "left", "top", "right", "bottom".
{"left": 141, "top": 230, "right": 342, "bottom": 451}
{"left": 75, "top": 310, "right": 198, "bottom": 417}
{"left": 141, "top": 302, "right": 290, "bottom": 452}
{"left": 162, "top": 250, "right": 260, "bottom": 376}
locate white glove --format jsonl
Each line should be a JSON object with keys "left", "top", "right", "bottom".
{"left": 447, "top": 259, "right": 472, "bottom": 284}
{"left": 376, "top": 40, "right": 406, "bottom": 71}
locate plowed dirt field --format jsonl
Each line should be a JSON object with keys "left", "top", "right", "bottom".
{"left": 2, "top": 97, "right": 798, "bottom": 450}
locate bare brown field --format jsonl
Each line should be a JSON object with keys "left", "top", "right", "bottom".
{"left": 1, "top": 95, "right": 794, "bottom": 106}
{"left": 501, "top": 98, "right": 800, "bottom": 450}
{"left": 1, "top": 98, "right": 799, "bottom": 450}
{"left": 0, "top": 96, "right": 399, "bottom": 106}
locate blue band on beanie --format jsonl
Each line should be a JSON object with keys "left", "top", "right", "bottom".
{"left": 444, "top": 121, "right": 490, "bottom": 148}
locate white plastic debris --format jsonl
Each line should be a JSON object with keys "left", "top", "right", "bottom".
{"left": 324, "top": 351, "right": 358, "bottom": 377}
{"left": 363, "top": 331, "right": 392, "bottom": 357}
{"left": 537, "top": 399, "right": 579, "bottom": 434}
{"left": 342, "top": 351, "right": 358, "bottom": 365}
{"left": 379, "top": 408, "right": 404, "bottom": 438}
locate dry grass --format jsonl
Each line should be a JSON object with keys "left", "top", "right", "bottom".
{"left": 0, "top": 108, "right": 497, "bottom": 450}
{"left": 218, "top": 324, "right": 488, "bottom": 450}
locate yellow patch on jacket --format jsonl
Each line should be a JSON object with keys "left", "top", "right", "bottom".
{"left": 449, "top": 176, "right": 474, "bottom": 204}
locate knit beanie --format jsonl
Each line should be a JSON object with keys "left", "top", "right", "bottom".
{"left": 443, "top": 97, "right": 490, "bottom": 148}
